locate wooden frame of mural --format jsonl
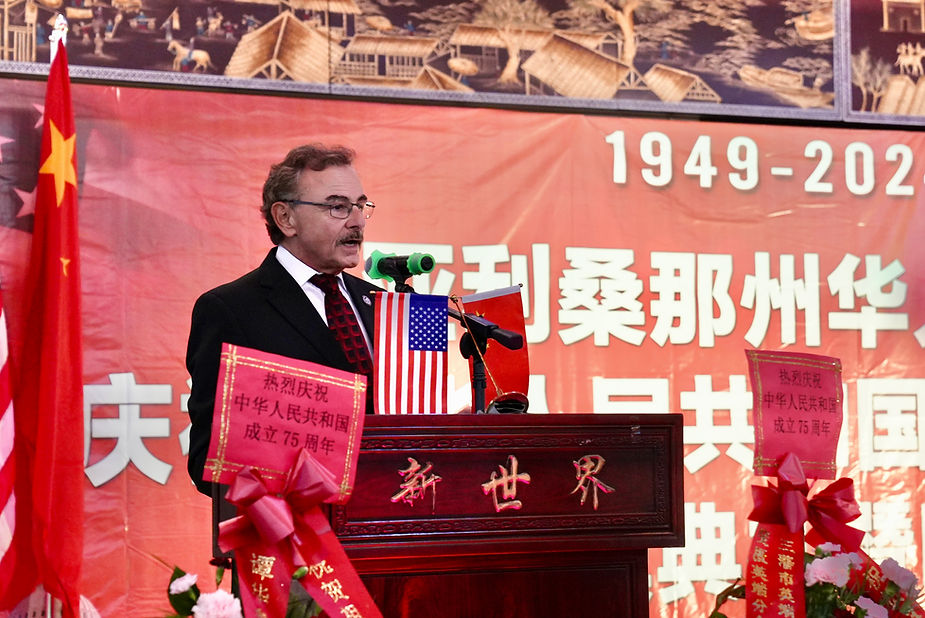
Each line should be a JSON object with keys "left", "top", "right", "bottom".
{"left": 1, "top": 1, "right": 922, "bottom": 125}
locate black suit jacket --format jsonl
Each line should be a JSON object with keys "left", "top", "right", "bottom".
{"left": 185, "top": 247, "right": 382, "bottom": 495}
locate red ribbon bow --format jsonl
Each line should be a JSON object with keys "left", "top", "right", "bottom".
{"left": 748, "top": 452, "right": 864, "bottom": 551}
{"left": 219, "top": 448, "right": 338, "bottom": 565}
{"left": 216, "top": 449, "right": 375, "bottom": 618}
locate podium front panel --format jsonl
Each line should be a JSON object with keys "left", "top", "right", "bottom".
{"left": 332, "top": 413, "right": 684, "bottom": 575}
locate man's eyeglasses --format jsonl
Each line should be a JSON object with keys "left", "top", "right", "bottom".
{"left": 284, "top": 199, "right": 375, "bottom": 219}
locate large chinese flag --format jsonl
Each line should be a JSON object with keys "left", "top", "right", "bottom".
{"left": 0, "top": 39, "right": 84, "bottom": 617}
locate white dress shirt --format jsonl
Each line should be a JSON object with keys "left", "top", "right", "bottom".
{"left": 275, "top": 245, "right": 373, "bottom": 353}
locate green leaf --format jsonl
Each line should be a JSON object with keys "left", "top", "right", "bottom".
{"left": 167, "top": 566, "right": 200, "bottom": 615}
{"left": 286, "top": 579, "right": 322, "bottom": 618}
{"left": 804, "top": 582, "right": 839, "bottom": 618}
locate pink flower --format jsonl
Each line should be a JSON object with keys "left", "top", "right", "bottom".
{"left": 844, "top": 552, "right": 864, "bottom": 569}
{"left": 816, "top": 542, "right": 841, "bottom": 555}
{"left": 855, "top": 596, "right": 888, "bottom": 618}
{"left": 880, "top": 557, "right": 919, "bottom": 592}
{"left": 804, "top": 554, "right": 851, "bottom": 587}
{"left": 192, "top": 589, "right": 243, "bottom": 618}
{"left": 169, "top": 572, "right": 198, "bottom": 595}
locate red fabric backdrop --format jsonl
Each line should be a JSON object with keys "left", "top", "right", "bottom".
{"left": 0, "top": 78, "right": 923, "bottom": 616}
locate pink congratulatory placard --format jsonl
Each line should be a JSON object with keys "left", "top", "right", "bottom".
{"left": 203, "top": 343, "right": 367, "bottom": 499}
{"left": 746, "top": 350, "right": 843, "bottom": 480}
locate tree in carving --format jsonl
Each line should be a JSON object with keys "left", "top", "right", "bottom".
{"left": 559, "top": 0, "right": 671, "bottom": 66}
{"left": 472, "top": 0, "right": 552, "bottom": 84}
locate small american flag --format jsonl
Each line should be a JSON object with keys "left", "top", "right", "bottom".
{"left": 374, "top": 292, "right": 448, "bottom": 414}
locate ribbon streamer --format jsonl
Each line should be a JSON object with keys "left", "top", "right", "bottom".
{"left": 219, "top": 449, "right": 381, "bottom": 618}
{"left": 744, "top": 522, "right": 805, "bottom": 618}
{"left": 745, "top": 452, "right": 865, "bottom": 618}
{"left": 847, "top": 555, "right": 925, "bottom": 618}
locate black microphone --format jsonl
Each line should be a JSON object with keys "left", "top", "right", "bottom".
{"left": 365, "top": 249, "right": 435, "bottom": 283}
{"left": 449, "top": 308, "right": 523, "bottom": 350}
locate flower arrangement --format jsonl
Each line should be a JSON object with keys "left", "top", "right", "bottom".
{"left": 711, "top": 543, "right": 924, "bottom": 618}
{"left": 164, "top": 559, "right": 321, "bottom": 618}
{"left": 166, "top": 560, "right": 242, "bottom": 618}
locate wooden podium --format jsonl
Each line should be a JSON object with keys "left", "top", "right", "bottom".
{"left": 329, "top": 413, "right": 684, "bottom": 617}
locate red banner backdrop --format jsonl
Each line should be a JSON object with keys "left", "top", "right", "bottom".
{"left": 0, "top": 77, "right": 923, "bottom": 616}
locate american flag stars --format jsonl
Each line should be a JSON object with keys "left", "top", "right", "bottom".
{"left": 408, "top": 299, "right": 448, "bottom": 352}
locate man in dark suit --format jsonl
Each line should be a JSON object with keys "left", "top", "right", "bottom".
{"left": 185, "top": 143, "right": 382, "bottom": 496}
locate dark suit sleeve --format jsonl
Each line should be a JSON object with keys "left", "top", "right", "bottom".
{"left": 186, "top": 289, "right": 246, "bottom": 496}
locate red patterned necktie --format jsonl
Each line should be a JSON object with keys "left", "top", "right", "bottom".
{"left": 310, "top": 273, "right": 373, "bottom": 377}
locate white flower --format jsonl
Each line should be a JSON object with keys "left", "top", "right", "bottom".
{"left": 192, "top": 589, "right": 243, "bottom": 618}
{"left": 804, "top": 554, "right": 852, "bottom": 587}
{"left": 169, "top": 573, "right": 199, "bottom": 595}
{"left": 855, "top": 596, "right": 888, "bottom": 618}
{"left": 880, "top": 557, "right": 919, "bottom": 592}
{"left": 816, "top": 542, "right": 841, "bottom": 555}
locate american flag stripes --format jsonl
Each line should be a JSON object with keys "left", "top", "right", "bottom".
{"left": 0, "top": 287, "right": 14, "bottom": 569}
{"left": 374, "top": 292, "right": 448, "bottom": 414}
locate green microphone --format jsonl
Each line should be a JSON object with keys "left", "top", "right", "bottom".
{"left": 364, "top": 249, "right": 436, "bottom": 282}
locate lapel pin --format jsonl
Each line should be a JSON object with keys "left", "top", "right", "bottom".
{"left": 362, "top": 295, "right": 372, "bottom": 306}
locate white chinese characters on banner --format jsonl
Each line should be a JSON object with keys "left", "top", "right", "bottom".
{"left": 84, "top": 372, "right": 173, "bottom": 486}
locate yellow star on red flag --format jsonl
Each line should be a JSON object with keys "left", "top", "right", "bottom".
{"left": 38, "top": 119, "right": 77, "bottom": 207}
